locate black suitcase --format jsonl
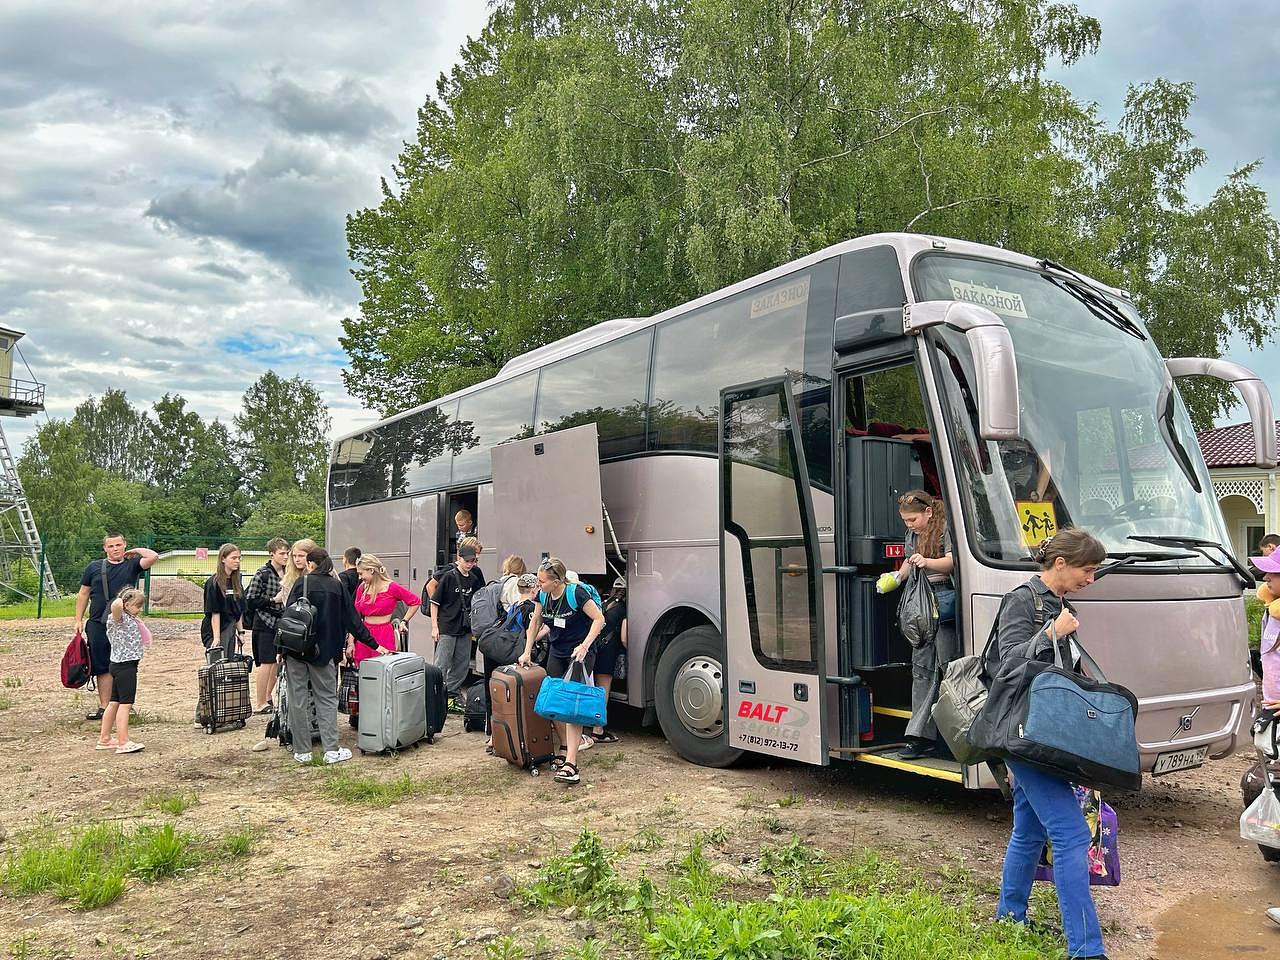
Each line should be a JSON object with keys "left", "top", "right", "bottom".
{"left": 424, "top": 662, "right": 447, "bottom": 743}
{"left": 196, "top": 659, "right": 251, "bottom": 733}
{"left": 463, "top": 680, "right": 487, "bottom": 732}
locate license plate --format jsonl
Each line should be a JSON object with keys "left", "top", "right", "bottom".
{"left": 1152, "top": 745, "right": 1209, "bottom": 776}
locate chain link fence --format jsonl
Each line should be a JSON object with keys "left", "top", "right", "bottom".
{"left": 11, "top": 536, "right": 288, "bottom": 618}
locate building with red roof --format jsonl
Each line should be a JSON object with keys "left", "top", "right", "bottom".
{"left": 1196, "top": 420, "right": 1280, "bottom": 556}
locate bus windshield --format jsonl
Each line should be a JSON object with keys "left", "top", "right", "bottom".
{"left": 913, "top": 254, "right": 1228, "bottom": 566}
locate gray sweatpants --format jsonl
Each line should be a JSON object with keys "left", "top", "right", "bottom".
{"left": 905, "top": 620, "right": 959, "bottom": 741}
{"left": 283, "top": 656, "right": 338, "bottom": 754}
{"left": 435, "top": 633, "right": 472, "bottom": 695}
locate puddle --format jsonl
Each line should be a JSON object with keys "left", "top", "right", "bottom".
{"left": 1154, "top": 882, "right": 1275, "bottom": 958}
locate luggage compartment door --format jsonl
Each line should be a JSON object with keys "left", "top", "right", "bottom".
{"left": 721, "top": 378, "right": 828, "bottom": 765}
{"left": 491, "top": 423, "right": 606, "bottom": 575}
{"left": 407, "top": 494, "right": 438, "bottom": 659}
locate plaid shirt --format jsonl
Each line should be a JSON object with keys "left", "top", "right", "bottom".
{"left": 245, "top": 562, "right": 284, "bottom": 630}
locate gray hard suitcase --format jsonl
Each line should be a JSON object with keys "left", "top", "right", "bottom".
{"left": 358, "top": 652, "right": 429, "bottom": 754}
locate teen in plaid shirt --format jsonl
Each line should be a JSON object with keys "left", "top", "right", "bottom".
{"left": 245, "top": 537, "right": 289, "bottom": 713}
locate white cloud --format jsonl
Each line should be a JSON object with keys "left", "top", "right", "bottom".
{"left": 0, "top": 0, "right": 491, "bottom": 456}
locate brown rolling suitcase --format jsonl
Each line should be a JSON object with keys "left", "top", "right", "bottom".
{"left": 489, "top": 664, "right": 557, "bottom": 775}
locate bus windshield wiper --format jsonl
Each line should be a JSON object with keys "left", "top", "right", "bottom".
{"left": 1127, "top": 535, "right": 1254, "bottom": 588}
{"left": 1094, "top": 549, "right": 1196, "bottom": 580}
{"left": 1039, "top": 260, "right": 1147, "bottom": 341}
{"left": 1154, "top": 378, "right": 1203, "bottom": 492}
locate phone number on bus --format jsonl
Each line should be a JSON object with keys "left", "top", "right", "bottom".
{"left": 737, "top": 733, "right": 799, "bottom": 752}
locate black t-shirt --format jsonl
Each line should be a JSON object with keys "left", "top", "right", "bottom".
{"left": 432, "top": 564, "right": 486, "bottom": 636}
{"left": 203, "top": 576, "right": 244, "bottom": 623}
{"left": 601, "top": 598, "right": 626, "bottom": 644}
{"left": 80, "top": 557, "right": 145, "bottom": 621}
{"left": 539, "top": 583, "right": 596, "bottom": 656}
{"left": 338, "top": 568, "right": 360, "bottom": 600}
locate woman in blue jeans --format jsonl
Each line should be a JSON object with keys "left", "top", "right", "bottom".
{"left": 991, "top": 528, "right": 1108, "bottom": 959}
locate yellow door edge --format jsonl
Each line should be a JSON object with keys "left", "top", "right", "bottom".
{"left": 853, "top": 751, "right": 964, "bottom": 782}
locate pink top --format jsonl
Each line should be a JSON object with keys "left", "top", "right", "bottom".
{"left": 1263, "top": 612, "right": 1280, "bottom": 703}
{"left": 353, "top": 580, "right": 420, "bottom": 664}
{"left": 136, "top": 616, "right": 152, "bottom": 649}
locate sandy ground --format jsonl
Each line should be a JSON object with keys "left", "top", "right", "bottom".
{"left": 0, "top": 617, "right": 1273, "bottom": 960}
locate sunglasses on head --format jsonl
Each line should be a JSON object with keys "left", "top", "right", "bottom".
{"left": 898, "top": 494, "right": 930, "bottom": 507}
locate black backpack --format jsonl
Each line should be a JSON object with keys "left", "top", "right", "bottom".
{"left": 275, "top": 575, "right": 317, "bottom": 658}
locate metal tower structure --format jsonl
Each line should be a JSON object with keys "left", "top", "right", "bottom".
{"left": 0, "top": 325, "right": 57, "bottom": 600}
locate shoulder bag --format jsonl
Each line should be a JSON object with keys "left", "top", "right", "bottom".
{"left": 533, "top": 660, "right": 607, "bottom": 728}
{"left": 971, "top": 621, "right": 1141, "bottom": 792}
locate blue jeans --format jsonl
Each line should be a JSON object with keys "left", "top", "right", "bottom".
{"left": 998, "top": 760, "right": 1105, "bottom": 958}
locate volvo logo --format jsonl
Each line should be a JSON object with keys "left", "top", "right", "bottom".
{"left": 1170, "top": 706, "right": 1200, "bottom": 739}
{"left": 1086, "top": 709, "right": 1097, "bottom": 719}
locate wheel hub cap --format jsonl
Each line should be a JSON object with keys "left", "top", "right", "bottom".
{"left": 673, "top": 655, "right": 724, "bottom": 739}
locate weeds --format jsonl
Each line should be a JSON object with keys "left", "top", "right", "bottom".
{"left": 624, "top": 825, "right": 664, "bottom": 854}
{"left": 217, "top": 826, "right": 260, "bottom": 859}
{"left": 517, "top": 830, "right": 654, "bottom": 923}
{"left": 667, "top": 837, "right": 722, "bottom": 900}
{"left": 591, "top": 750, "right": 627, "bottom": 772}
{"left": 3, "top": 817, "right": 255, "bottom": 910}
{"left": 0, "top": 692, "right": 11, "bottom": 710}
{"left": 776, "top": 793, "right": 802, "bottom": 808}
{"left": 484, "top": 938, "right": 525, "bottom": 960}
{"left": 652, "top": 803, "right": 679, "bottom": 821}
{"left": 321, "top": 771, "right": 417, "bottom": 806}
{"left": 1, "top": 677, "right": 22, "bottom": 688}
{"left": 704, "top": 825, "right": 730, "bottom": 848}
{"left": 142, "top": 791, "right": 196, "bottom": 816}
{"left": 761, "top": 814, "right": 785, "bottom": 834}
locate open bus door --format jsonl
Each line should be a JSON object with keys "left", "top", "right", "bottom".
{"left": 720, "top": 378, "right": 828, "bottom": 766}
{"left": 490, "top": 422, "right": 607, "bottom": 576}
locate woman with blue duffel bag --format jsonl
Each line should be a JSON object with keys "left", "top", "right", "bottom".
{"left": 986, "top": 528, "right": 1111, "bottom": 960}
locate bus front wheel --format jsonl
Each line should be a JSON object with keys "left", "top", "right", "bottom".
{"left": 654, "top": 625, "right": 743, "bottom": 768}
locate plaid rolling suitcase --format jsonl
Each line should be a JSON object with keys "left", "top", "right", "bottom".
{"left": 196, "top": 658, "right": 251, "bottom": 733}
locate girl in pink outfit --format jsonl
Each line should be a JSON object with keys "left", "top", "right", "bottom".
{"left": 352, "top": 554, "right": 420, "bottom": 664}
{"left": 1252, "top": 553, "right": 1280, "bottom": 707}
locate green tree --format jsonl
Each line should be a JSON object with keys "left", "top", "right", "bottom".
{"left": 70, "top": 389, "right": 153, "bottom": 481}
{"left": 91, "top": 478, "right": 150, "bottom": 543}
{"left": 182, "top": 420, "right": 249, "bottom": 540}
{"left": 16, "top": 421, "right": 104, "bottom": 547}
{"left": 238, "top": 487, "right": 326, "bottom": 544}
{"left": 233, "top": 371, "right": 332, "bottom": 499}
{"left": 147, "top": 394, "right": 206, "bottom": 495}
{"left": 343, "top": 0, "right": 1280, "bottom": 427}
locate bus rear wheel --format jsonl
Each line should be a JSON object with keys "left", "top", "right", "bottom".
{"left": 654, "top": 625, "right": 743, "bottom": 768}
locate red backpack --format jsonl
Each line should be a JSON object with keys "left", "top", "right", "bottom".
{"left": 60, "top": 630, "right": 93, "bottom": 689}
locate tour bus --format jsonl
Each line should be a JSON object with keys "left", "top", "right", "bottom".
{"left": 328, "top": 233, "right": 1273, "bottom": 788}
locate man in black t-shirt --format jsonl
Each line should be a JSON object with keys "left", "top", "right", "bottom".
{"left": 74, "top": 533, "right": 159, "bottom": 719}
{"left": 430, "top": 540, "right": 485, "bottom": 704}
{"left": 338, "top": 546, "right": 362, "bottom": 600}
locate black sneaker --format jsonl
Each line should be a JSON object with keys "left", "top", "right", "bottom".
{"left": 895, "top": 740, "right": 936, "bottom": 760}
{"left": 86, "top": 707, "right": 105, "bottom": 721}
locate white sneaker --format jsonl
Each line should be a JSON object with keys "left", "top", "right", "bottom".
{"left": 578, "top": 733, "right": 594, "bottom": 752}
{"left": 293, "top": 752, "right": 313, "bottom": 763}
{"left": 1267, "top": 906, "right": 1280, "bottom": 927}
{"left": 324, "top": 748, "right": 353, "bottom": 764}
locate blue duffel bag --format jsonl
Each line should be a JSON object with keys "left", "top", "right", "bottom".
{"left": 970, "top": 627, "right": 1141, "bottom": 792}
{"left": 534, "top": 660, "right": 607, "bottom": 729}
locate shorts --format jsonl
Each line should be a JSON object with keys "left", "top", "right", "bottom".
{"left": 593, "top": 630, "right": 623, "bottom": 677}
{"left": 546, "top": 650, "right": 596, "bottom": 686}
{"left": 252, "top": 625, "right": 278, "bottom": 666}
{"left": 85, "top": 619, "right": 111, "bottom": 676}
{"left": 109, "top": 659, "right": 140, "bottom": 705}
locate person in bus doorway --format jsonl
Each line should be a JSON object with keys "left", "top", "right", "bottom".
{"left": 519, "top": 557, "right": 606, "bottom": 785}
{"left": 283, "top": 547, "right": 374, "bottom": 764}
{"left": 244, "top": 537, "right": 290, "bottom": 714}
{"left": 992, "top": 529, "right": 1108, "bottom": 960}
{"left": 352, "top": 553, "right": 419, "bottom": 663}
{"left": 339, "top": 546, "right": 362, "bottom": 599}
{"left": 431, "top": 538, "right": 485, "bottom": 710}
{"left": 589, "top": 577, "right": 628, "bottom": 744}
{"left": 202, "top": 543, "right": 245, "bottom": 661}
{"left": 454, "top": 509, "right": 476, "bottom": 546}
{"left": 880, "top": 491, "right": 955, "bottom": 760}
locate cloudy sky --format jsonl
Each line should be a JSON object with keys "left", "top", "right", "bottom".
{"left": 3, "top": 0, "right": 1279, "bottom": 458}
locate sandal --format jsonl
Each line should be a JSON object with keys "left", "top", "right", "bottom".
{"left": 590, "top": 730, "right": 620, "bottom": 744}
{"left": 553, "top": 761, "right": 580, "bottom": 785}
{"left": 115, "top": 741, "right": 145, "bottom": 755}
{"left": 95, "top": 739, "right": 120, "bottom": 750}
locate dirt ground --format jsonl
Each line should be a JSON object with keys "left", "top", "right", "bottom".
{"left": 0, "top": 617, "right": 1273, "bottom": 960}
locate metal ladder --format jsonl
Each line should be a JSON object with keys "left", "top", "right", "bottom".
{"left": 0, "top": 421, "right": 57, "bottom": 599}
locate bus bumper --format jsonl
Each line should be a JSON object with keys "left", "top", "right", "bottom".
{"left": 1136, "top": 680, "right": 1254, "bottom": 768}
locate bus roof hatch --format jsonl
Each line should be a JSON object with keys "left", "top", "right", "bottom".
{"left": 491, "top": 423, "right": 607, "bottom": 575}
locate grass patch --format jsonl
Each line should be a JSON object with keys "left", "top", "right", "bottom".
{"left": 0, "top": 598, "right": 77, "bottom": 620}
{"left": 1248, "top": 594, "right": 1263, "bottom": 648}
{"left": 776, "top": 793, "right": 803, "bottom": 808}
{"left": 0, "top": 691, "right": 12, "bottom": 711}
{"left": 591, "top": 750, "right": 627, "bottom": 772}
{"left": 3, "top": 817, "right": 256, "bottom": 910}
{"left": 142, "top": 791, "right": 196, "bottom": 816}
{"left": 128, "top": 710, "right": 176, "bottom": 727}
{"left": 517, "top": 830, "right": 655, "bottom": 922}
{"left": 1, "top": 677, "right": 22, "bottom": 688}
{"left": 761, "top": 814, "right": 785, "bottom": 834}
{"left": 624, "top": 825, "right": 664, "bottom": 854}
{"left": 320, "top": 771, "right": 418, "bottom": 806}
{"left": 218, "top": 826, "right": 261, "bottom": 859}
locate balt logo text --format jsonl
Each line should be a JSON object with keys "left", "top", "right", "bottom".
{"left": 737, "top": 700, "right": 790, "bottom": 723}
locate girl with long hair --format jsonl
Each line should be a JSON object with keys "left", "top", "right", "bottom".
{"left": 352, "top": 554, "right": 419, "bottom": 664}
{"left": 202, "top": 543, "right": 244, "bottom": 660}
{"left": 885, "top": 490, "right": 956, "bottom": 759}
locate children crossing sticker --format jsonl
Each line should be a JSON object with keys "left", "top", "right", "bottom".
{"left": 948, "top": 279, "right": 1029, "bottom": 318}
{"left": 1016, "top": 501, "right": 1058, "bottom": 546}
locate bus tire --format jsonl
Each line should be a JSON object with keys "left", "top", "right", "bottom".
{"left": 654, "top": 625, "right": 743, "bottom": 768}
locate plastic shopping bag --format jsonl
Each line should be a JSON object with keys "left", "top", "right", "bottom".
{"left": 1241, "top": 783, "right": 1280, "bottom": 849}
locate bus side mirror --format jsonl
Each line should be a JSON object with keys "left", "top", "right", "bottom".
{"left": 905, "top": 300, "right": 1020, "bottom": 441}
{"left": 1166, "top": 357, "right": 1277, "bottom": 468}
